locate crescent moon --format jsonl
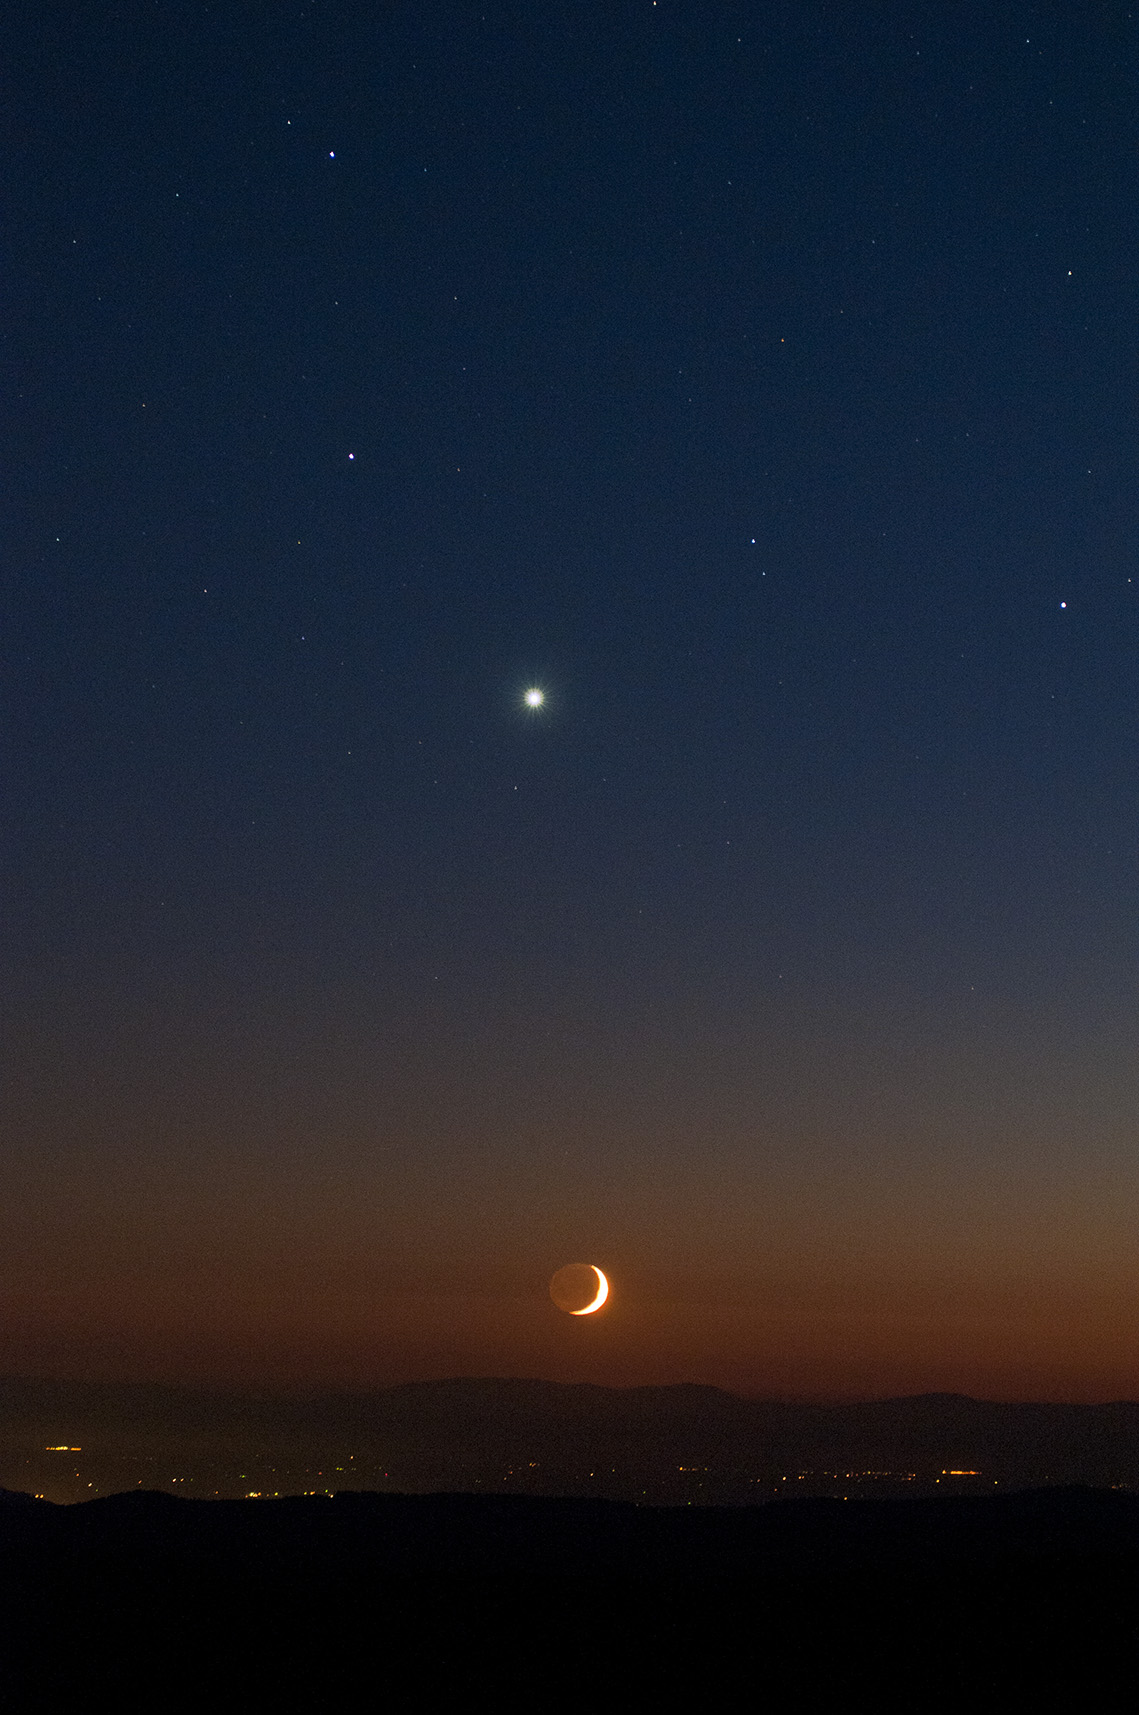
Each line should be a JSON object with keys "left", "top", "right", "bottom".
{"left": 571, "top": 1266, "right": 608, "bottom": 1315}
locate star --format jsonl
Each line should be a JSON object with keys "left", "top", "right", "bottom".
{"left": 524, "top": 688, "right": 544, "bottom": 708}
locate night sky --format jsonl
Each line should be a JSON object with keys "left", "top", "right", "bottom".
{"left": 4, "top": 2, "right": 1139, "bottom": 1401}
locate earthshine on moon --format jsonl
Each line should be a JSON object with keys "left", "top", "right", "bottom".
{"left": 549, "top": 1263, "right": 609, "bottom": 1315}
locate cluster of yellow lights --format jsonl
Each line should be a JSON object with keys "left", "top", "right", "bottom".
{"left": 45, "top": 1446, "right": 81, "bottom": 1452}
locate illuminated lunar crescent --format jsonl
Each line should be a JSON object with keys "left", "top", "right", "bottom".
{"left": 549, "top": 1262, "right": 609, "bottom": 1315}
{"left": 575, "top": 1266, "right": 608, "bottom": 1314}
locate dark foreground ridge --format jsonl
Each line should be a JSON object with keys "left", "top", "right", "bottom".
{"left": 2, "top": 1485, "right": 1138, "bottom": 1705}
{"left": 5, "top": 1481, "right": 1139, "bottom": 1577}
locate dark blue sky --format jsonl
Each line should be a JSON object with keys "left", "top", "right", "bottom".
{"left": 3, "top": 1, "right": 1139, "bottom": 1398}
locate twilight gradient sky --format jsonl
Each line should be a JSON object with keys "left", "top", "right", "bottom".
{"left": 4, "top": 1, "right": 1139, "bottom": 1400}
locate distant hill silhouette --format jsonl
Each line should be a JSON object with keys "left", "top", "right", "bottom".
{"left": 5, "top": 1375, "right": 1139, "bottom": 1501}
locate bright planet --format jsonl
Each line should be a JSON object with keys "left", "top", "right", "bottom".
{"left": 549, "top": 1263, "right": 609, "bottom": 1315}
{"left": 523, "top": 687, "right": 544, "bottom": 707}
